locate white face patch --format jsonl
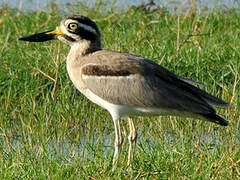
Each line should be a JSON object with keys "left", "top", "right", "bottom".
{"left": 59, "top": 22, "right": 80, "bottom": 42}
{"left": 57, "top": 35, "right": 72, "bottom": 44}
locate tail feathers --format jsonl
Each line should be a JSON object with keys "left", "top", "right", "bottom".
{"left": 199, "top": 113, "right": 229, "bottom": 126}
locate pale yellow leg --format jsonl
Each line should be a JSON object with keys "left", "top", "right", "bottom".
{"left": 127, "top": 118, "right": 137, "bottom": 166}
{"left": 112, "top": 119, "right": 123, "bottom": 171}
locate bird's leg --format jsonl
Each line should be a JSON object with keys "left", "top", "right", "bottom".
{"left": 112, "top": 118, "right": 123, "bottom": 171}
{"left": 127, "top": 118, "right": 137, "bottom": 167}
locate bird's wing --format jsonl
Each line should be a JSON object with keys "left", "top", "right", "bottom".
{"left": 180, "top": 78, "right": 206, "bottom": 87}
{"left": 78, "top": 50, "right": 228, "bottom": 115}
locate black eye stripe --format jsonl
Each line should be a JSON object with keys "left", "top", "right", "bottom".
{"left": 70, "top": 26, "right": 97, "bottom": 41}
{"left": 65, "top": 15, "right": 100, "bottom": 35}
{"left": 64, "top": 15, "right": 101, "bottom": 42}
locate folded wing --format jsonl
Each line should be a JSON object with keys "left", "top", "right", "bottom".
{"left": 79, "top": 50, "right": 229, "bottom": 125}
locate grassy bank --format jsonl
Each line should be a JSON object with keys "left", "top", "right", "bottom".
{"left": 0, "top": 4, "right": 239, "bottom": 179}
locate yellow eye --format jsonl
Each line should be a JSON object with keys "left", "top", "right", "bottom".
{"left": 68, "top": 23, "right": 78, "bottom": 30}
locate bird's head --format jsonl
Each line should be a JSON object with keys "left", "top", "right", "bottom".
{"left": 19, "top": 15, "right": 102, "bottom": 51}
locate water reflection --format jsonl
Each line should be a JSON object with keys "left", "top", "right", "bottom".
{"left": 1, "top": 126, "right": 236, "bottom": 162}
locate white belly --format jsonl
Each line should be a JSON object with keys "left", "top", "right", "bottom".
{"left": 84, "top": 89, "right": 179, "bottom": 120}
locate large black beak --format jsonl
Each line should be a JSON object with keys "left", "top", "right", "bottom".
{"left": 19, "top": 28, "right": 64, "bottom": 42}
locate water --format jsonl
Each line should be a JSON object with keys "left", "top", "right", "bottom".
{"left": 0, "top": 0, "right": 239, "bottom": 13}
{"left": 2, "top": 126, "right": 236, "bottom": 162}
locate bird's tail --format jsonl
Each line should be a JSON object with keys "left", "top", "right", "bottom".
{"left": 199, "top": 113, "right": 229, "bottom": 126}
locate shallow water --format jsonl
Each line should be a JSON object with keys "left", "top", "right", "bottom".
{"left": 1, "top": 125, "right": 236, "bottom": 162}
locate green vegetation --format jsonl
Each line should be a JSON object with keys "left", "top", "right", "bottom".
{"left": 0, "top": 3, "right": 239, "bottom": 179}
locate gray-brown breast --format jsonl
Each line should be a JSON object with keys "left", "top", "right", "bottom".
{"left": 77, "top": 50, "right": 226, "bottom": 115}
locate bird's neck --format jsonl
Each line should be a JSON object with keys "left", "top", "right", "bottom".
{"left": 66, "top": 40, "right": 102, "bottom": 74}
{"left": 69, "top": 40, "right": 102, "bottom": 57}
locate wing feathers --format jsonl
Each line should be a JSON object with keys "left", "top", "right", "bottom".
{"left": 82, "top": 64, "right": 131, "bottom": 76}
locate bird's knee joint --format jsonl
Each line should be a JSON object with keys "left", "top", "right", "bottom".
{"left": 128, "top": 133, "right": 137, "bottom": 142}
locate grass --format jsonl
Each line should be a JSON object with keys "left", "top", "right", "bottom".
{"left": 0, "top": 3, "right": 240, "bottom": 179}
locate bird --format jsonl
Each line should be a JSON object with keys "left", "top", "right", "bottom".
{"left": 19, "top": 15, "right": 229, "bottom": 170}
